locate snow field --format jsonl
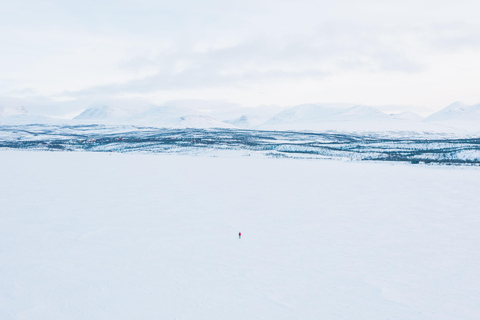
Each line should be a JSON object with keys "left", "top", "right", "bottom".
{"left": 1, "top": 151, "right": 480, "bottom": 319}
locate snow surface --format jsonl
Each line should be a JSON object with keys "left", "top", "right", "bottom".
{"left": 0, "top": 106, "right": 53, "bottom": 125}
{"left": 0, "top": 106, "right": 28, "bottom": 117}
{"left": 74, "top": 105, "right": 134, "bottom": 121}
{"left": 1, "top": 151, "right": 480, "bottom": 319}
{"left": 390, "top": 111, "right": 424, "bottom": 121}
{"left": 425, "top": 101, "right": 471, "bottom": 122}
{"left": 127, "top": 106, "right": 235, "bottom": 128}
{"left": 3, "top": 101, "right": 480, "bottom": 133}
{"left": 424, "top": 102, "right": 480, "bottom": 131}
{"left": 258, "top": 104, "right": 441, "bottom": 132}
{"left": 223, "top": 114, "right": 267, "bottom": 128}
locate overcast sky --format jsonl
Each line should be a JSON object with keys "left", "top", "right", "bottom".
{"left": 1, "top": 0, "right": 480, "bottom": 115}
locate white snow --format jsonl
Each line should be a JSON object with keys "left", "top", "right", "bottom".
{"left": 2, "top": 100, "right": 480, "bottom": 133}
{"left": 424, "top": 101, "right": 471, "bottom": 122}
{"left": 423, "top": 102, "right": 480, "bottom": 132}
{"left": 74, "top": 105, "right": 134, "bottom": 122}
{"left": 223, "top": 114, "right": 266, "bottom": 128}
{"left": 1, "top": 151, "right": 479, "bottom": 319}
{"left": 0, "top": 106, "right": 28, "bottom": 117}
{"left": 71, "top": 105, "right": 237, "bottom": 128}
{"left": 390, "top": 111, "right": 424, "bottom": 121}
{"left": 0, "top": 106, "right": 56, "bottom": 125}
{"left": 259, "top": 104, "right": 433, "bottom": 132}
{"left": 171, "top": 115, "right": 236, "bottom": 129}
{"left": 261, "top": 104, "right": 341, "bottom": 127}
{"left": 129, "top": 106, "right": 236, "bottom": 128}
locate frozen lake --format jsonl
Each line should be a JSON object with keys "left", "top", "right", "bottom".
{"left": 1, "top": 151, "right": 479, "bottom": 319}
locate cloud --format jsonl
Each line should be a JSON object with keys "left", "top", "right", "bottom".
{"left": 2, "top": 0, "right": 480, "bottom": 109}
{"left": 60, "top": 22, "right": 425, "bottom": 99}
{"left": 425, "top": 22, "right": 480, "bottom": 52}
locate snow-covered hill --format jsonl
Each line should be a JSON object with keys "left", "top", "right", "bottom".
{"left": 171, "top": 115, "right": 237, "bottom": 129}
{"left": 0, "top": 106, "right": 55, "bottom": 125}
{"left": 424, "top": 102, "right": 480, "bottom": 132}
{"left": 0, "top": 106, "right": 28, "bottom": 117}
{"left": 425, "top": 101, "right": 480, "bottom": 122}
{"left": 72, "top": 105, "right": 136, "bottom": 125}
{"left": 261, "top": 104, "right": 340, "bottom": 127}
{"left": 72, "top": 104, "right": 236, "bottom": 128}
{"left": 74, "top": 105, "right": 133, "bottom": 120}
{"left": 223, "top": 115, "right": 267, "bottom": 128}
{"left": 259, "top": 104, "right": 427, "bottom": 131}
{"left": 424, "top": 101, "right": 471, "bottom": 122}
{"left": 1, "top": 99, "right": 479, "bottom": 133}
{"left": 131, "top": 106, "right": 236, "bottom": 128}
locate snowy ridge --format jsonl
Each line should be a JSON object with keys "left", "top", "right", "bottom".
{"left": 0, "top": 106, "right": 28, "bottom": 117}
{"left": 223, "top": 115, "right": 266, "bottom": 128}
{"left": 0, "top": 100, "right": 479, "bottom": 132}
{"left": 74, "top": 105, "right": 133, "bottom": 121}
{"left": 259, "top": 104, "right": 426, "bottom": 131}
{"left": 336, "top": 105, "right": 387, "bottom": 121}
{"left": 424, "top": 102, "right": 480, "bottom": 131}
{"left": 131, "top": 106, "right": 235, "bottom": 128}
{"left": 0, "top": 106, "right": 56, "bottom": 125}
{"left": 168, "top": 115, "right": 236, "bottom": 129}
{"left": 72, "top": 105, "right": 235, "bottom": 128}
{"left": 425, "top": 101, "right": 471, "bottom": 122}
{"left": 261, "top": 104, "right": 338, "bottom": 126}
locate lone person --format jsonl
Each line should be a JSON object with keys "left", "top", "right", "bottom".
{"left": 239, "top": 232, "right": 241, "bottom": 239}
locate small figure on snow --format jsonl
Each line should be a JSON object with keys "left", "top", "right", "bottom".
{"left": 239, "top": 232, "right": 241, "bottom": 239}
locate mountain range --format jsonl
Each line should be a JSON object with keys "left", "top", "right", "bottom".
{"left": 2, "top": 101, "right": 480, "bottom": 132}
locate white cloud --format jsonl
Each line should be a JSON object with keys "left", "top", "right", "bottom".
{"left": 1, "top": 0, "right": 480, "bottom": 113}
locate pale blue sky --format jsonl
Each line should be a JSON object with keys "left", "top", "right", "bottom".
{"left": 1, "top": 0, "right": 480, "bottom": 116}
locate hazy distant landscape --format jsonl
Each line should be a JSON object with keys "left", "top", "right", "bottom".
{"left": 2, "top": 101, "right": 480, "bottom": 133}
{"left": 2, "top": 101, "right": 480, "bottom": 165}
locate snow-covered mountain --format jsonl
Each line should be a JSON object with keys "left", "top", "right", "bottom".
{"left": 131, "top": 106, "right": 236, "bottom": 128}
{"left": 170, "top": 115, "right": 237, "bottom": 129}
{"left": 425, "top": 101, "right": 480, "bottom": 122}
{"left": 0, "top": 106, "right": 54, "bottom": 125}
{"left": 261, "top": 104, "right": 340, "bottom": 127}
{"left": 223, "top": 115, "right": 267, "bottom": 128}
{"left": 71, "top": 104, "right": 237, "bottom": 128}
{"left": 262, "top": 104, "right": 392, "bottom": 125}
{"left": 423, "top": 102, "right": 480, "bottom": 131}
{"left": 338, "top": 105, "right": 386, "bottom": 120}
{"left": 0, "top": 106, "right": 28, "bottom": 117}
{"left": 258, "top": 104, "right": 426, "bottom": 131}
{"left": 1, "top": 98, "right": 479, "bottom": 133}
{"left": 73, "top": 105, "right": 135, "bottom": 124}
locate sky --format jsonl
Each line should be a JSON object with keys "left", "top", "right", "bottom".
{"left": 1, "top": 0, "right": 480, "bottom": 116}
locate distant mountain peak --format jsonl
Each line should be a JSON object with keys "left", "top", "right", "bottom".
{"left": 446, "top": 101, "right": 469, "bottom": 111}
{"left": 223, "top": 114, "right": 264, "bottom": 128}
{"left": 424, "top": 101, "right": 479, "bottom": 122}
{"left": 74, "top": 105, "right": 132, "bottom": 120}
{"left": 0, "top": 106, "right": 28, "bottom": 117}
